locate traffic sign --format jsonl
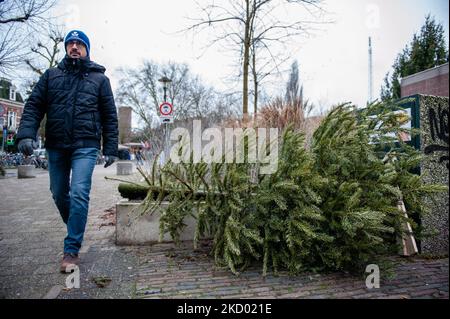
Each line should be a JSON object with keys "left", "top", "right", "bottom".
{"left": 159, "top": 115, "right": 173, "bottom": 123}
{"left": 159, "top": 102, "right": 173, "bottom": 116}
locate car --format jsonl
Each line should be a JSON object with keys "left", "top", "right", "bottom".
{"left": 33, "top": 148, "right": 47, "bottom": 159}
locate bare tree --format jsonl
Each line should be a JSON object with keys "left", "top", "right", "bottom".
{"left": 0, "top": 0, "right": 55, "bottom": 24}
{"left": 117, "top": 61, "right": 191, "bottom": 127}
{"left": 24, "top": 27, "right": 64, "bottom": 77}
{"left": 250, "top": 40, "right": 292, "bottom": 118}
{"left": 23, "top": 27, "right": 64, "bottom": 141}
{"left": 116, "top": 61, "right": 235, "bottom": 128}
{"left": 285, "top": 60, "right": 314, "bottom": 115}
{"left": 186, "top": 0, "right": 327, "bottom": 120}
{"left": 0, "top": 0, "right": 57, "bottom": 76}
{"left": 285, "top": 60, "right": 300, "bottom": 105}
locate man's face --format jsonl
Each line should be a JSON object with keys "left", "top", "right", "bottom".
{"left": 66, "top": 40, "right": 87, "bottom": 59}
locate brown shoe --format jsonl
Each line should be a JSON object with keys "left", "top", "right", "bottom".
{"left": 60, "top": 253, "right": 80, "bottom": 273}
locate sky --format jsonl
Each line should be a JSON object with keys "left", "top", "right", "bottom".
{"left": 51, "top": 0, "right": 449, "bottom": 121}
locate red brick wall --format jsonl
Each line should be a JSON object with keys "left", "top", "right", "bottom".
{"left": 401, "top": 71, "right": 449, "bottom": 97}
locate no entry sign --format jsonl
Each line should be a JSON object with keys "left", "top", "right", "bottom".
{"left": 159, "top": 102, "right": 173, "bottom": 116}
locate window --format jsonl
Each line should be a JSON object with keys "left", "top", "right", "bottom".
{"left": 7, "top": 111, "right": 16, "bottom": 130}
{"left": 9, "top": 85, "right": 16, "bottom": 101}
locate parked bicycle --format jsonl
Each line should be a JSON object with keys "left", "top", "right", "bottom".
{"left": 29, "top": 155, "right": 48, "bottom": 169}
{"left": 0, "top": 153, "right": 24, "bottom": 168}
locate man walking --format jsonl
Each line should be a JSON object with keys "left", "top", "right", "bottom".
{"left": 16, "top": 30, "right": 118, "bottom": 272}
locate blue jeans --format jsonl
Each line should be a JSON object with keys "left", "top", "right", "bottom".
{"left": 47, "top": 147, "right": 98, "bottom": 254}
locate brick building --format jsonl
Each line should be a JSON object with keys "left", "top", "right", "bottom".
{"left": 401, "top": 63, "right": 449, "bottom": 98}
{"left": 0, "top": 79, "right": 24, "bottom": 151}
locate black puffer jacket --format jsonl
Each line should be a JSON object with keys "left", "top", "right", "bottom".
{"left": 16, "top": 56, "right": 118, "bottom": 156}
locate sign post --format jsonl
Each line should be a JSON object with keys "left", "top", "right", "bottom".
{"left": 159, "top": 102, "right": 173, "bottom": 123}
{"left": 159, "top": 101, "right": 173, "bottom": 165}
{"left": 158, "top": 77, "right": 173, "bottom": 165}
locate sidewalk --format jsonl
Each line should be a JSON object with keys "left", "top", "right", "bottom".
{"left": 0, "top": 164, "right": 448, "bottom": 299}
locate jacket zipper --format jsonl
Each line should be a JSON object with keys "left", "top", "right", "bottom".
{"left": 71, "top": 74, "right": 83, "bottom": 143}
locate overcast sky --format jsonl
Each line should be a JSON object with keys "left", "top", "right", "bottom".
{"left": 53, "top": 0, "right": 449, "bottom": 117}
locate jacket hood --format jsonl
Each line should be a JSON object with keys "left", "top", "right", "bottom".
{"left": 58, "top": 55, "right": 106, "bottom": 73}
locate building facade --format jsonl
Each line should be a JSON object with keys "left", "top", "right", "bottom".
{"left": 401, "top": 63, "right": 449, "bottom": 98}
{"left": 0, "top": 79, "right": 24, "bottom": 151}
{"left": 399, "top": 64, "right": 449, "bottom": 255}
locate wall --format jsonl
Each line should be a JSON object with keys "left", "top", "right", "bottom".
{"left": 401, "top": 63, "right": 449, "bottom": 98}
{"left": 418, "top": 95, "right": 449, "bottom": 255}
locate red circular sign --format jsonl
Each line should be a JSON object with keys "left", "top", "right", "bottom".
{"left": 159, "top": 102, "right": 173, "bottom": 116}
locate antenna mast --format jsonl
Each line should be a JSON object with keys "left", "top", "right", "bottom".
{"left": 368, "top": 36, "right": 373, "bottom": 104}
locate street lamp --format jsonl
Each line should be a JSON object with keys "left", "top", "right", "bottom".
{"left": 158, "top": 76, "right": 172, "bottom": 165}
{"left": 158, "top": 76, "right": 172, "bottom": 102}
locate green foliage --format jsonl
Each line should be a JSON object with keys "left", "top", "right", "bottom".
{"left": 127, "top": 100, "right": 446, "bottom": 276}
{"left": 381, "top": 15, "right": 449, "bottom": 100}
{"left": 313, "top": 103, "right": 401, "bottom": 270}
{"left": 118, "top": 183, "right": 151, "bottom": 200}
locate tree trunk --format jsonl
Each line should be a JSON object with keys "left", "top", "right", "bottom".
{"left": 252, "top": 47, "right": 258, "bottom": 120}
{"left": 242, "top": 0, "right": 251, "bottom": 121}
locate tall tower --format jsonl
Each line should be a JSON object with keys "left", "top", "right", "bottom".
{"left": 118, "top": 106, "right": 132, "bottom": 144}
{"left": 368, "top": 37, "right": 373, "bottom": 104}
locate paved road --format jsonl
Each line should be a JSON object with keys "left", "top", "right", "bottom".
{"left": 0, "top": 163, "right": 448, "bottom": 299}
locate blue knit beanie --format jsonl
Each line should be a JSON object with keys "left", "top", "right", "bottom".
{"left": 64, "top": 30, "right": 90, "bottom": 56}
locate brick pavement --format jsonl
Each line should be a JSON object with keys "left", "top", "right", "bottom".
{"left": 0, "top": 164, "right": 448, "bottom": 299}
{"left": 132, "top": 242, "right": 448, "bottom": 299}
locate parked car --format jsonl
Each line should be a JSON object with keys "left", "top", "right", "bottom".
{"left": 33, "top": 148, "right": 47, "bottom": 159}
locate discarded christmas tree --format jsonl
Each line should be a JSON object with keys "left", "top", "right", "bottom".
{"left": 119, "top": 100, "right": 446, "bottom": 276}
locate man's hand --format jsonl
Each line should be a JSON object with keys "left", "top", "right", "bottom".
{"left": 104, "top": 155, "right": 118, "bottom": 168}
{"left": 18, "top": 138, "right": 37, "bottom": 156}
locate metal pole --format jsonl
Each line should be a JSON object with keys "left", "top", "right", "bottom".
{"left": 368, "top": 37, "right": 373, "bottom": 105}
{"left": 1, "top": 126, "right": 6, "bottom": 153}
{"left": 163, "top": 86, "right": 167, "bottom": 103}
{"left": 164, "top": 122, "right": 169, "bottom": 164}
{"left": 158, "top": 77, "right": 172, "bottom": 166}
{"left": 163, "top": 86, "right": 169, "bottom": 165}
